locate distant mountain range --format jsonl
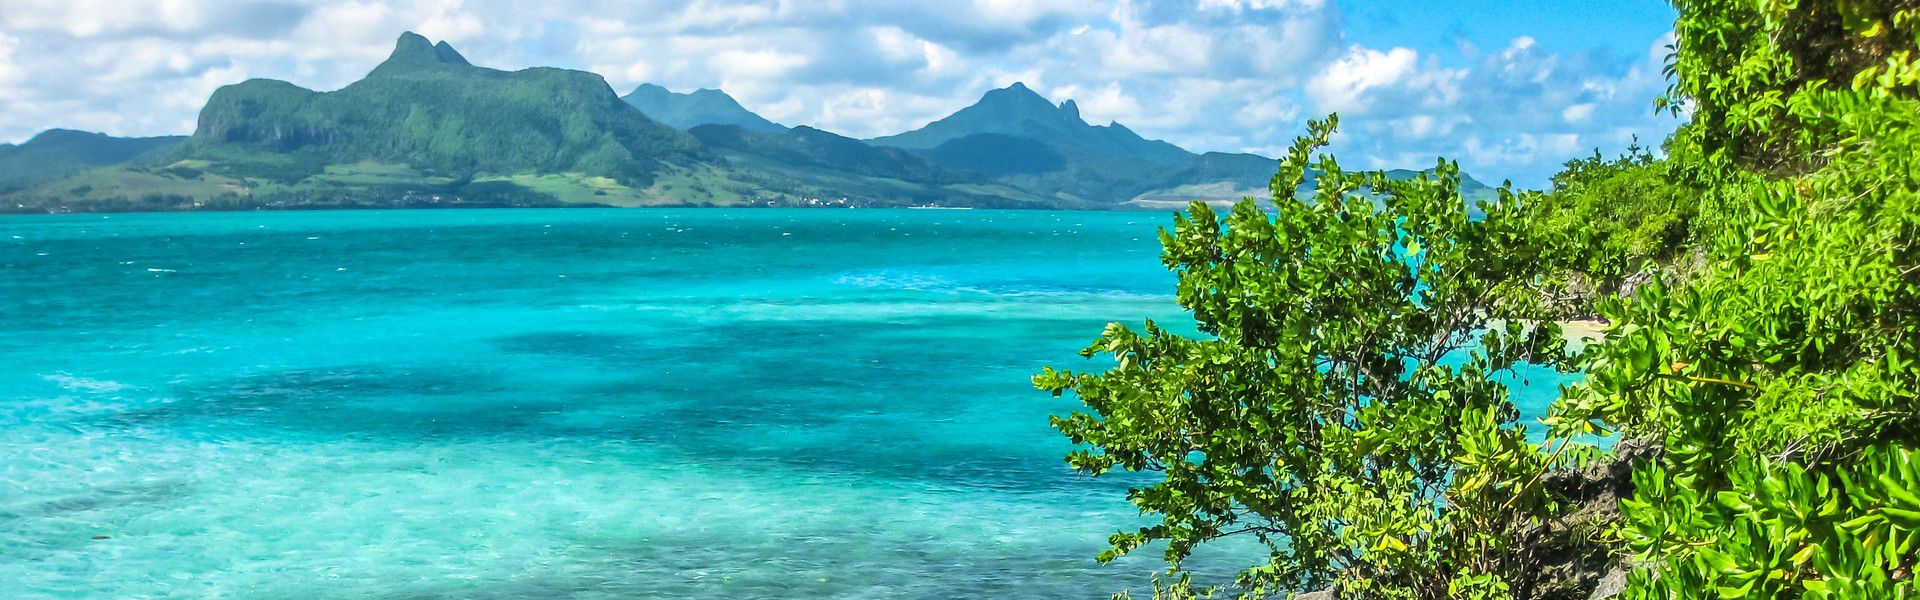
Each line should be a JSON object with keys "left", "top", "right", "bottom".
{"left": 0, "top": 32, "right": 1491, "bottom": 214}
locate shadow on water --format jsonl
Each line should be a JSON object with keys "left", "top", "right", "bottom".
{"left": 71, "top": 317, "right": 1123, "bottom": 496}
{"left": 95, "top": 366, "right": 524, "bottom": 432}
{"left": 0, "top": 480, "right": 195, "bottom": 522}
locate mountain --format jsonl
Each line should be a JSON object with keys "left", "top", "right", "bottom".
{"left": 869, "top": 83, "right": 1500, "bottom": 208}
{"left": 185, "top": 32, "right": 708, "bottom": 185}
{"left": 920, "top": 133, "right": 1066, "bottom": 177}
{"left": 0, "top": 129, "right": 184, "bottom": 191}
{"left": 623, "top": 84, "right": 786, "bottom": 134}
{"left": 864, "top": 83, "right": 1232, "bottom": 205}
{"left": 870, "top": 83, "right": 1190, "bottom": 164}
{"left": 685, "top": 124, "right": 1051, "bottom": 207}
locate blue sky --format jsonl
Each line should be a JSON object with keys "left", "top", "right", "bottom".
{"left": 0, "top": 0, "right": 1682, "bottom": 187}
{"left": 1342, "top": 1, "right": 1677, "bottom": 62}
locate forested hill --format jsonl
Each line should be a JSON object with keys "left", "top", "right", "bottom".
{"left": 0, "top": 130, "right": 182, "bottom": 192}
{"left": 185, "top": 32, "right": 708, "bottom": 186}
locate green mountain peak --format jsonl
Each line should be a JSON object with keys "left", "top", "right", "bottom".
{"left": 870, "top": 83, "right": 1192, "bottom": 165}
{"left": 0, "top": 34, "right": 1499, "bottom": 213}
{"left": 371, "top": 32, "right": 473, "bottom": 77}
{"left": 622, "top": 84, "right": 785, "bottom": 134}
{"left": 185, "top": 32, "right": 705, "bottom": 185}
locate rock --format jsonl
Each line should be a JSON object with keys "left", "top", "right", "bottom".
{"left": 1512, "top": 437, "right": 1663, "bottom": 600}
{"left": 1588, "top": 565, "right": 1629, "bottom": 600}
{"left": 1293, "top": 590, "right": 1335, "bottom": 600}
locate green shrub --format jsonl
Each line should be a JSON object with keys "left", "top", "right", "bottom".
{"left": 1545, "top": 1, "right": 1920, "bottom": 597}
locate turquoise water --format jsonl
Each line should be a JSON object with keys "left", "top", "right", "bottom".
{"left": 0, "top": 208, "right": 1575, "bottom": 598}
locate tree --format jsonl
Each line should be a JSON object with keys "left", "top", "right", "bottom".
{"left": 1036, "top": 116, "right": 1582, "bottom": 599}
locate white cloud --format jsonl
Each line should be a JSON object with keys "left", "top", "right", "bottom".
{"left": 708, "top": 48, "right": 809, "bottom": 80}
{"left": 1307, "top": 46, "right": 1421, "bottom": 113}
{"left": 1069, "top": 82, "right": 1145, "bottom": 125}
{"left": 0, "top": 32, "right": 21, "bottom": 87}
{"left": 1562, "top": 103, "right": 1596, "bottom": 123}
{"left": 1305, "top": 35, "right": 1677, "bottom": 184}
{"left": 1198, "top": 0, "right": 1325, "bottom": 11}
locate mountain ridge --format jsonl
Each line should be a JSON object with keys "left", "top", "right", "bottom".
{"left": 0, "top": 33, "right": 1501, "bottom": 213}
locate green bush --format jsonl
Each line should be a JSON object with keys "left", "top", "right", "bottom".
{"left": 1038, "top": 117, "right": 1581, "bottom": 599}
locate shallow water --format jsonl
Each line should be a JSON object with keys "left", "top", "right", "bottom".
{"left": 0, "top": 208, "right": 1575, "bottom": 598}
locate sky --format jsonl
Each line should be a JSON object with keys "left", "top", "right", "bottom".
{"left": 0, "top": 0, "right": 1683, "bottom": 187}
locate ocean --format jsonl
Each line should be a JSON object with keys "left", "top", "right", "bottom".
{"left": 0, "top": 208, "right": 1574, "bottom": 597}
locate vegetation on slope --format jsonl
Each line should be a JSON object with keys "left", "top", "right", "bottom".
{"left": 1527, "top": 145, "right": 1702, "bottom": 318}
{"left": 1558, "top": 1, "right": 1920, "bottom": 597}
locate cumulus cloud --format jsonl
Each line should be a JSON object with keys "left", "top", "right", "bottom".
{"left": 1306, "top": 35, "right": 1678, "bottom": 185}
{"left": 0, "top": 0, "right": 1678, "bottom": 185}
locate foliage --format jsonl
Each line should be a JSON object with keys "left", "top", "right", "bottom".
{"left": 1036, "top": 115, "right": 1581, "bottom": 599}
{"left": 1527, "top": 143, "right": 1700, "bottom": 304}
{"left": 1617, "top": 447, "right": 1920, "bottom": 598}
{"left": 1657, "top": 0, "right": 1919, "bottom": 173}
{"left": 1542, "top": 0, "right": 1920, "bottom": 597}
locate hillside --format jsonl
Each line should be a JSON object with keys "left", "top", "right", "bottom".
{"left": 623, "top": 84, "right": 786, "bottom": 134}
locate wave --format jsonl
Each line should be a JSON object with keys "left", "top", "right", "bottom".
{"left": 42, "top": 373, "right": 131, "bottom": 394}
{"left": 834, "top": 271, "right": 1165, "bottom": 301}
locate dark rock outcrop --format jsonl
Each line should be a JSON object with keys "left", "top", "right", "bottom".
{"left": 1514, "top": 438, "right": 1662, "bottom": 600}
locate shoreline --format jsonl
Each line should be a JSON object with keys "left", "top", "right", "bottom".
{"left": 1558, "top": 318, "right": 1609, "bottom": 350}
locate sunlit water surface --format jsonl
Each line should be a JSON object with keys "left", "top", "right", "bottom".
{"left": 0, "top": 208, "right": 1575, "bottom": 598}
